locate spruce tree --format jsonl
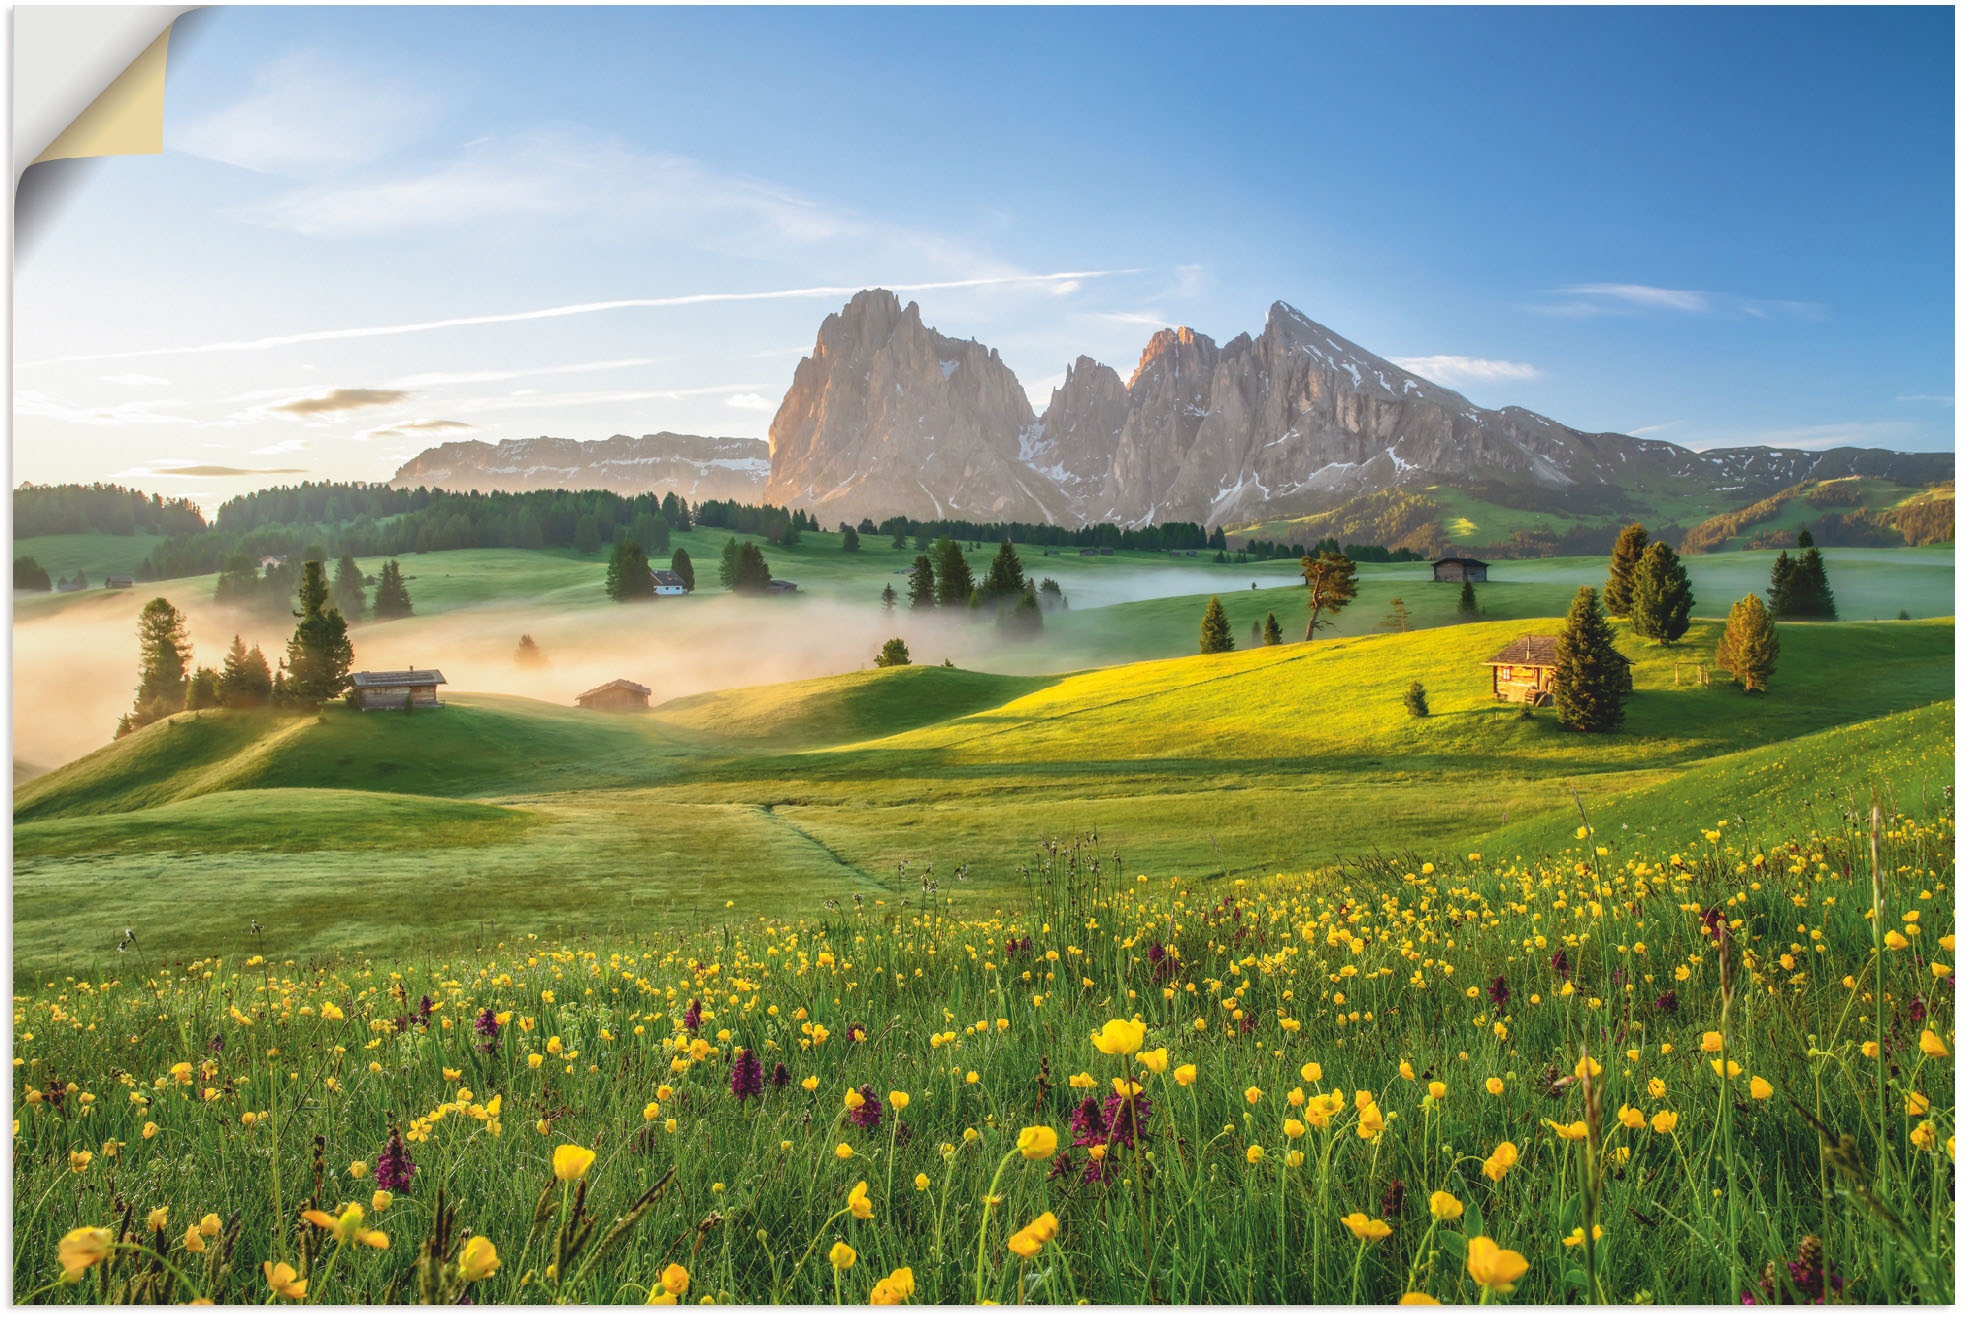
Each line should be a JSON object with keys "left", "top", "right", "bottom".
{"left": 842, "top": 526, "right": 861, "bottom": 552}
{"left": 1299, "top": 551, "right": 1360, "bottom": 640}
{"left": 219, "top": 634, "right": 273, "bottom": 707}
{"left": 718, "top": 538, "right": 742, "bottom": 590}
{"left": 604, "top": 539, "right": 654, "bottom": 602}
{"left": 1716, "top": 593, "right": 1780, "bottom": 692}
{"left": 734, "top": 542, "right": 773, "bottom": 594}
{"left": 332, "top": 553, "right": 366, "bottom": 621}
{"left": 370, "top": 560, "right": 413, "bottom": 619}
{"left": 874, "top": 638, "right": 911, "bottom": 667}
{"left": 1767, "top": 550, "right": 1798, "bottom": 617}
{"left": 933, "top": 539, "right": 975, "bottom": 608}
{"left": 13, "top": 556, "right": 50, "bottom": 592}
{"left": 670, "top": 547, "right": 695, "bottom": 592}
{"left": 1629, "top": 541, "right": 1694, "bottom": 644}
{"left": 1262, "top": 612, "right": 1283, "bottom": 646}
{"left": 1457, "top": 579, "right": 1479, "bottom": 619}
{"left": 880, "top": 583, "right": 898, "bottom": 612}
{"left": 284, "top": 561, "right": 354, "bottom": 708}
{"left": 1379, "top": 597, "right": 1411, "bottom": 633}
{"left": 1793, "top": 543, "right": 1837, "bottom": 619}
{"left": 998, "top": 582, "right": 1043, "bottom": 637}
{"left": 1403, "top": 680, "right": 1430, "bottom": 719}
{"left": 1199, "top": 596, "right": 1235, "bottom": 654}
{"left": 1604, "top": 523, "right": 1649, "bottom": 618}
{"left": 130, "top": 596, "right": 192, "bottom": 728}
{"left": 515, "top": 634, "right": 549, "bottom": 668}
{"left": 981, "top": 539, "right": 1026, "bottom": 602}
{"left": 907, "top": 555, "right": 936, "bottom": 609}
{"left": 185, "top": 667, "right": 222, "bottom": 711}
{"left": 1553, "top": 585, "right": 1627, "bottom": 732}
{"left": 1249, "top": 619, "right": 1263, "bottom": 647}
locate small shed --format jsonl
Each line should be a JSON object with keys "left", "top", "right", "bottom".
{"left": 766, "top": 579, "right": 799, "bottom": 594}
{"left": 652, "top": 570, "right": 686, "bottom": 597}
{"left": 577, "top": 678, "right": 651, "bottom": 711}
{"left": 350, "top": 668, "right": 447, "bottom": 711}
{"left": 1485, "top": 634, "right": 1630, "bottom": 706}
{"left": 104, "top": 574, "right": 135, "bottom": 589}
{"left": 1433, "top": 556, "right": 1489, "bottom": 583}
{"left": 259, "top": 554, "right": 289, "bottom": 571}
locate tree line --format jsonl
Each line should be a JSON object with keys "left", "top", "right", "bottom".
{"left": 14, "top": 482, "right": 206, "bottom": 538}
{"left": 884, "top": 538, "right": 1047, "bottom": 636}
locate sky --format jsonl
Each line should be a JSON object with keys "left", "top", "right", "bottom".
{"left": 13, "top": 5, "right": 1956, "bottom": 511}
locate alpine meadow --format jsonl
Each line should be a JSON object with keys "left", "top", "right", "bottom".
{"left": 9, "top": 6, "right": 1956, "bottom": 1309}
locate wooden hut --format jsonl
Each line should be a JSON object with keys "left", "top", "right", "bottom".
{"left": 350, "top": 668, "right": 447, "bottom": 711}
{"left": 1432, "top": 556, "right": 1489, "bottom": 583}
{"left": 576, "top": 679, "right": 651, "bottom": 712}
{"left": 1485, "top": 634, "right": 1630, "bottom": 706}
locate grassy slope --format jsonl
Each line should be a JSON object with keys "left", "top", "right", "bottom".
{"left": 11, "top": 531, "right": 162, "bottom": 580}
{"left": 13, "top": 614, "right": 1952, "bottom": 968}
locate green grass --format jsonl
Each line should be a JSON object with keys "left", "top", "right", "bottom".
{"left": 11, "top": 532, "right": 162, "bottom": 582}
{"left": 13, "top": 615, "right": 1952, "bottom": 968}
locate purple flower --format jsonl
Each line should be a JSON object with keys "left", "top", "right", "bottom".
{"left": 1098, "top": 1089, "right": 1152, "bottom": 1150}
{"left": 1487, "top": 975, "right": 1509, "bottom": 1009}
{"left": 1380, "top": 1179, "right": 1405, "bottom": 1222}
{"left": 376, "top": 1129, "right": 416, "bottom": 1194}
{"left": 474, "top": 1007, "right": 501, "bottom": 1052}
{"left": 1068, "top": 1097, "right": 1105, "bottom": 1145}
{"left": 770, "top": 1062, "right": 791, "bottom": 1089}
{"left": 847, "top": 1084, "right": 883, "bottom": 1130}
{"left": 682, "top": 999, "right": 702, "bottom": 1033}
{"left": 730, "top": 1047, "right": 764, "bottom": 1101}
{"left": 1655, "top": 990, "right": 1679, "bottom": 1015}
{"left": 1549, "top": 948, "right": 1570, "bottom": 976}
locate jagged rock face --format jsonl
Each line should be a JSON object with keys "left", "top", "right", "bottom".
{"left": 390, "top": 433, "right": 768, "bottom": 501}
{"left": 764, "top": 289, "right": 1067, "bottom": 523}
{"left": 763, "top": 290, "right": 1949, "bottom": 528}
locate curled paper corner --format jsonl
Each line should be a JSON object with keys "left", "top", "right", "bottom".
{"left": 32, "top": 22, "right": 175, "bottom": 165}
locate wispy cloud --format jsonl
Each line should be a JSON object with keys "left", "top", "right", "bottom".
{"left": 388, "top": 359, "right": 658, "bottom": 389}
{"left": 1896, "top": 393, "right": 1954, "bottom": 405}
{"left": 1625, "top": 421, "right": 1684, "bottom": 437}
{"left": 15, "top": 389, "right": 198, "bottom": 427}
{"left": 271, "top": 387, "right": 415, "bottom": 416}
{"left": 1391, "top": 355, "right": 1539, "bottom": 387}
{"left": 124, "top": 463, "right": 311, "bottom": 478}
{"left": 101, "top": 372, "right": 171, "bottom": 387}
{"left": 170, "top": 51, "right": 437, "bottom": 176}
{"left": 1683, "top": 419, "right": 1928, "bottom": 452}
{"left": 1535, "top": 283, "right": 1826, "bottom": 321}
{"left": 725, "top": 392, "right": 776, "bottom": 412}
{"left": 21, "top": 271, "right": 1132, "bottom": 368}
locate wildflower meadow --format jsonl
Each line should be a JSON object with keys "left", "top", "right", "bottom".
{"left": 12, "top": 812, "right": 1955, "bottom": 1304}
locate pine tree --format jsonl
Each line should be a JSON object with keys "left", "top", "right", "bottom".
{"left": 841, "top": 526, "right": 861, "bottom": 552}
{"left": 332, "top": 553, "right": 366, "bottom": 621}
{"left": 1629, "top": 541, "right": 1695, "bottom": 644}
{"left": 1249, "top": 619, "right": 1262, "bottom": 647}
{"left": 1199, "top": 596, "right": 1235, "bottom": 654}
{"left": 880, "top": 583, "right": 898, "bottom": 613}
{"left": 1038, "top": 578, "right": 1066, "bottom": 611}
{"left": 907, "top": 555, "right": 936, "bottom": 609}
{"left": 185, "top": 667, "right": 222, "bottom": 711}
{"left": 218, "top": 634, "right": 273, "bottom": 707}
{"left": 604, "top": 539, "right": 654, "bottom": 602}
{"left": 1379, "top": 597, "right": 1411, "bottom": 633}
{"left": 1300, "top": 551, "right": 1360, "bottom": 640}
{"left": 874, "top": 638, "right": 911, "bottom": 667}
{"left": 370, "top": 560, "right": 413, "bottom": 619}
{"left": 1767, "top": 549, "right": 1798, "bottom": 617}
{"left": 515, "top": 634, "right": 549, "bottom": 668}
{"left": 1457, "top": 579, "right": 1479, "bottom": 619}
{"left": 1604, "top": 523, "right": 1649, "bottom": 618}
{"left": 733, "top": 542, "right": 773, "bottom": 594}
{"left": 933, "top": 539, "right": 975, "bottom": 608}
{"left": 1403, "top": 680, "right": 1430, "bottom": 719}
{"left": 670, "top": 547, "right": 695, "bottom": 593}
{"left": 998, "top": 583, "right": 1043, "bottom": 637}
{"left": 129, "top": 596, "right": 192, "bottom": 730}
{"left": 718, "top": 539, "right": 742, "bottom": 590}
{"left": 1793, "top": 544, "right": 1837, "bottom": 619}
{"left": 1262, "top": 612, "right": 1283, "bottom": 646}
{"left": 981, "top": 539, "right": 1026, "bottom": 602}
{"left": 13, "top": 556, "right": 50, "bottom": 592}
{"left": 285, "top": 562, "right": 355, "bottom": 708}
{"left": 1553, "top": 586, "right": 1627, "bottom": 733}
{"left": 1717, "top": 593, "right": 1781, "bottom": 692}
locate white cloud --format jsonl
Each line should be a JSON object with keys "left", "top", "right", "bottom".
{"left": 1625, "top": 421, "right": 1683, "bottom": 437}
{"left": 1391, "top": 355, "right": 1539, "bottom": 387}
{"left": 22, "top": 271, "right": 1132, "bottom": 368}
{"left": 1682, "top": 419, "right": 1928, "bottom": 452}
{"left": 14, "top": 388, "right": 197, "bottom": 427}
{"left": 1896, "top": 393, "right": 1954, "bottom": 405}
{"left": 170, "top": 51, "right": 437, "bottom": 176}
{"left": 101, "top": 372, "right": 170, "bottom": 387}
{"left": 725, "top": 392, "right": 776, "bottom": 412}
{"left": 1562, "top": 283, "right": 1711, "bottom": 313}
{"left": 1536, "top": 284, "right": 1825, "bottom": 322}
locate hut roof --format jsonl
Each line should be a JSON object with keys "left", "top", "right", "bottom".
{"left": 578, "top": 678, "right": 651, "bottom": 700}
{"left": 1434, "top": 555, "right": 1490, "bottom": 567}
{"left": 652, "top": 570, "right": 686, "bottom": 586}
{"left": 1484, "top": 634, "right": 1631, "bottom": 667}
{"left": 350, "top": 669, "right": 447, "bottom": 688}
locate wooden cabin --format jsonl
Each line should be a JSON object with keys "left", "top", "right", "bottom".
{"left": 766, "top": 579, "right": 799, "bottom": 594}
{"left": 103, "top": 574, "right": 135, "bottom": 590}
{"left": 652, "top": 570, "right": 687, "bottom": 597}
{"left": 576, "top": 678, "right": 651, "bottom": 712}
{"left": 1433, "top": 556, "right": 1489, "bottom": 583}
{"left": 1485, "top": 634, "right": 1630, "bottom": 706}
{"left": 350, "top": 668, "right": 447, "bottom": 711}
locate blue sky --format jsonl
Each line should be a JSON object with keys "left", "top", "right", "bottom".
{"left": 14, "top": 5, "right": 1955, "bottom": 507}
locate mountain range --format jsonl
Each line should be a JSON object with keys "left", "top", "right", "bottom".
{"left": 391, "top": 289, "right": 1951, "bottom": 540}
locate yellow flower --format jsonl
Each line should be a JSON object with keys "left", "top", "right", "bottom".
{"left": 1173, "top": 1064, "right": 1198, "bottom": 1087}
{"left": 847, "top": 1181, "right": 874, "bottom": 1220}
{"left": 1486, "top": 1076, "right": 1504, "bottom": 1096}
{"left": 347, "top": 1160, "right": 368, "bottom": 1180}
{"left": 57, "top": 1227, "right": 113, "bottom": 1282}
{"left": 835, "top": 1143, "right": 854, "bottom": 1160}
{"left": 67, "top": 1151, "right": 92, "bottom": 1174}
{"left": 459, "top": 1235, "right": 501, "bottom": 1282}
{"left": 1246, "top": 1144, "right": 1266, "bottom": 1165}
{"left": 553, "top": 1144, "right": 596, "bottom": 1182}
{"left": 914, "top": 1173, "right": 931, "bottom": 1192}
{"left": 870, "top": 1267, "right": 916, "bottom": 1305}
{"left": 1245, "top": 1085, "right": 1264, "bottom": 1106}
{"left": 1885, "top": 930, "right": 1910, "bottom": 952}
{"left": 263, "top": 1261, "right": 307, "bottom": 1301}
{"left": 1136, "top": 1048, "right": 1169, "bottom": 1075}
{"left": 321, "top": 1003, "right": 344, "bottom": 1022}
{"left": 1427, "top": 1081, "right": 1447, "bottom": 1101}
{"left": 844, "top": 1089, "right": 865, "bottom": 1110}
{"left": 801, "top": 1076, "right": 820, "bottom": 1091}
{"left": 1283, "top": 1118, "right": 1307, "bottom": 1139}
{"left": 1341, "top": 1212, "right": 1393, "bottom": 1241}
{"left": 1400, "top": 1060, "right": 1416, "bottom": 1081}
{"left": 1304, "top": 1092, "right": 1343, "bottom": 1128}
{"left": 1546, "top": 1119, "right": 1588, "bottom": 1141}
{"left": 1400, "top": 1292, "right": 1440, "bottom": 1304}
{"left": 1466, "top": 1236, "right": 1529, "bottom": 1293}
{"left": 1749, "top": 1076, "right": 1774, "bottom": 1101}
{"left": 1920, "top": 1029, "right": 1948, "bottom": 1058}
{"left": 1911, "top": 1120, "right": 1937, "bottom": 1150}
{"left": 1355, "top": 1100, "right": 1386, "bottom": 1141}
{"left": 1090, "top": 1019, "right": 1146, "bottom": 1056}
{"left": 372, "top": 1191, "right": 392, "bottom": 1213}
{"left": 1017, "top": 1125, "right": 1058, "bottom": 1161}
{"left": 662, "top": 1264, "right": 691, "bottom": 1297}
{"left": 1651, "top": 1111, "right": 1678, "bottom": 1135}
{"left": 1710, "top": 1059, "right": 1743, "bottom": 1079}
{"left": 1907, "top": 1091, "right": 1931, "bottom": 1117}
{"left": 1700, "top": 1031, "right": 1724, "bottom": 1054}
{"left": 829, "top": 1242, "right": 857, "bottom": 1272}
{"left": 1482, "top": 1141, "right": 1518, "bottom": 1182}
{"left": 1428, "top": 1190, "right": 1463, "bottom": 1220}
{"left": 146, "top": 1206, "right": 169, "bottom": 1232}
{"left": 889, "top": 1091, "right": 910, "bottom": 1110}
{"left": 1007, "top": 1230, "right": 1042, "bottom": 1259}
{"left": 1617, "top": 1104, "right": 1645, "bottom": 1129}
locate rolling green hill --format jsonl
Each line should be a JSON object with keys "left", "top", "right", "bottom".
{"left": 13, "top": 611, "right": 1952, "bottom": 970}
